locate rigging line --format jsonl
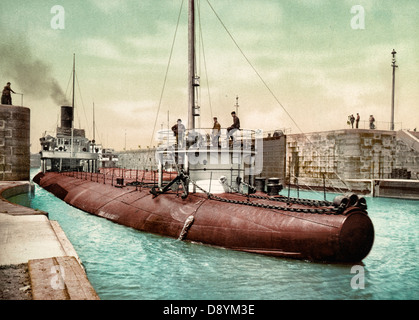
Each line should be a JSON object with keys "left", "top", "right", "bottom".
{"left": 196, "top": 0, "right": 202, "bottom": 128}
{"left": 75, "top": 72, "right": 91, "bottom": 136}
{"left": 287, "top": 153, "right": 346, "bottom": 195}
{"left": 327, "top": 179, "right": 346, "bottom": 195}
{"left": 205, "top": 0, "right": 355, "bottom": 189}
{"left": 288, "top": 172, "right": 325, "bottom": 198}
{"left": 205, "top": 0, "right": 307, "bottom": 141}
{"left": 92, "top": 103, "right": 102, "bottom": 146}
{"left": 197, "top": 1, "right": 213, "bottom": 120}
{"left": 331, "top": 171, "right": 352, "bottom": 192}
{"left": 65, "top": 69, "right": 73, "bottom": 102}
{"left": 149, "top": 0, "right": 185, "bottom": 150}
{"left": 288, "top": 171, "right": 345, "bottom": 198}
{"left": 310, "top": 149, "right": 349, "bottom": 194}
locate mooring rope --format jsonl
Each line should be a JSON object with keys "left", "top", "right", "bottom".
{"left": 149, "top": 0, "right": 185, "bottom": 150}
{"left": 204, "top": 0, "right": 352, "bottom": 190}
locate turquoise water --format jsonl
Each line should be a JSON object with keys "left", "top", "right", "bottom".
{"left": 8, "top": 169, "right": 419, "bottom": 300}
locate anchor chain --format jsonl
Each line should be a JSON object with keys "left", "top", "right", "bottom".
{"left": 150, "top": 172, "right": 356, "bottom": 216}
{"left": 187, "top": 176, "right": 345, "bottom": 215}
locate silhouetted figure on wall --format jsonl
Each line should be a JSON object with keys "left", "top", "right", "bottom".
{"left": 369, "top": 115, "right": 375, "bottom": 129}
{"left": 1, "top": 82, "right": 15, "bottom": 105}
{"left": 349, "top": 114, "right": 355, "bottom": 128}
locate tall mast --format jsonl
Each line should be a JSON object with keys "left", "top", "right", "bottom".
{"left": 93, "top": 102, "right": 95, "bottom": 142}
{"left": 71, "top": 53, "right": 75, "bottom": 157}
{"left": 72, "top": 53, "right": 75, "bottom": 117}
{"left": 188, "top": 0, "right": 196, "bottom": 130}
{"left": 390, "top": 49, "right": 397, "bottom": 131}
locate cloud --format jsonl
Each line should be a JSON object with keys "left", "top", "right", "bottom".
{"left": 2, "top": 0, "right": 417, "bottom": 151}
{"left": 0, "top": 25, "right": 69, "bottom": 105}
{"left": 81, "top": 38, "right": 123, "bottom": 61}
{"left": 89, "top": 0, "right": 128, "bottom": 14}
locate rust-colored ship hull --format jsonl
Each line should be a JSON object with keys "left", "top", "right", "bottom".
{"left": 33, "top": 171, "right": 374, "bottom": 263}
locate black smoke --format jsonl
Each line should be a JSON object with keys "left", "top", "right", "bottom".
{"left": 0, "top": 26, "right": 69, "bottom": 105}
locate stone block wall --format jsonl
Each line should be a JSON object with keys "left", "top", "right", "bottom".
{"left": 286, "top": 129, "right": 419, "bottom": 191}
{"left": 0, "top": 105, "right": 30, "bottom": 181}
{"left": 117, "top": 148, "right": 158, "bottom": 170}
{"left": 114, "top": 129, "right": 419, "bottom": 194}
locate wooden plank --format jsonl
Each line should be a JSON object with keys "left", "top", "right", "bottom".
{"left": 28, "top": 256, "right": 99, "bottom": 300}
{"left": 28, "top": 257, "right": 69, "bottom": 300}
{"left": 56, "top": 256, "right": 99, "bottom": 300}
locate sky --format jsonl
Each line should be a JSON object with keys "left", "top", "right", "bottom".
{"left": 1, "top": 0, "right": 418, "bottom": 153}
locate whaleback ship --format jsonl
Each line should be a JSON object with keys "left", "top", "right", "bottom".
{"left": 34, "top": 0, "right": 374, "bottom": 263}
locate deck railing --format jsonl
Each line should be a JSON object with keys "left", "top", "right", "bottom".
{"left": 156, "top": 128, "right": 260, "bottom": 150}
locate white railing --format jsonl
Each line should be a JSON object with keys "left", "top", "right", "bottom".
{"left": 156, "top": 128, "right": 259, "bottom": 150}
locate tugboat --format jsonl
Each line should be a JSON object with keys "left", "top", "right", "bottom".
{"left": 34, "top": 0, "right": 374, "bottom": 263}
{"left": 38, "top": 54, "right": 99, "bottom": 175}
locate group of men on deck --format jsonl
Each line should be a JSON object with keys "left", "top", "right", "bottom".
{"left": 171, "top": 111, "right": 240, "bottom": 147}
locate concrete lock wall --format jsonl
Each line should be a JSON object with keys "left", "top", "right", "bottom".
{"left": 117, "top": 148, "right": 158, "bottom": 170}
{"left": 0, "top": 105, "right": 31, "bottom": 181}
{"left": 286, "top": 129, "right": 419, "bottom": 193}
{"left": 113, "top": 129, "right": 419, "bottom": 196}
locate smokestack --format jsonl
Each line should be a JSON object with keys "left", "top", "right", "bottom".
{"left": 60, "top": 106, "right": 73, "bottom": 129}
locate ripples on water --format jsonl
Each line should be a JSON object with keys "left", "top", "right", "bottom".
{"left": 8, "top": 172, "right": 418, "bottom": 300}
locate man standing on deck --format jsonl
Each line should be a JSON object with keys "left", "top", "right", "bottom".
{"left": 171, "top": 119, "right": 185, "bottom": 147}
{"left": 356, "top": 113, "right": 360, "bottom": 128}
{"left": 226, "top": 111, "right": 240, "bottom": 142}
{"left": 1, "top": 82, "right": 15, "bottom": 105}
{"left": 211, "top": 117, "right": 221, "bottom": 147}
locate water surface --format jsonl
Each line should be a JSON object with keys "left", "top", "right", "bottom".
{"left": 8, "top": 170, "right": 418, "bottom": 300}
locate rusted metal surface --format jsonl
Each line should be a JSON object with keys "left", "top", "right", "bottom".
{"left": 34, "top": 171, "right": 374, "bottom": 263}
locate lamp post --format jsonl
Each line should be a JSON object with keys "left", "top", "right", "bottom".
{"left": 235, "top": 95, "right": 239, "bottom": 116}
{"left": 390, "top": 49, "right": 398, "bottom": 131}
